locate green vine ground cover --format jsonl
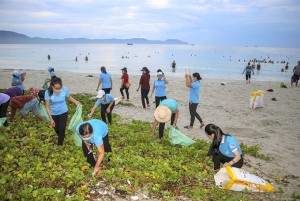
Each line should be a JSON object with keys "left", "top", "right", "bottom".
{"left": 0, "top": 92, "right": 279, "bottom": 200}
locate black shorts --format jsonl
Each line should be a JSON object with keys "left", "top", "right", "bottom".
{"left": 246, "top": 74, "right": 251, "bottom": 80}
{"left": 293, "top": 74, "right": 300, "bottom": 81}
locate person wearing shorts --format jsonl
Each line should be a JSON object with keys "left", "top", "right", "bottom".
{"left": 9, "top": 95, "right": 43, "bottom": 121}
{"left": 242, "top": 62, "right": 254, "bottom": 84}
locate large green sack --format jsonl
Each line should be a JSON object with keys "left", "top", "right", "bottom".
{"left": 168, "top": 127, "right": 196, "bottom": 146}
{"left": 42, "top": 80, "right": 48, "bottom": 90}
{"left": 68, "top": 104, "right": 83, "bottom": 147}
{"left": 0, "top": 117, "right": 7, "bottom": 127}
{"left": 38, "top": 104, "right": 50, "bottom": 121}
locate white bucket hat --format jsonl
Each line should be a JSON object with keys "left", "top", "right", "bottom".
{"left": 96, "top": 90, "right": 105, "bottom": 98}
{"left": 154, "top": 105, "right": 171, "bottom": 123}
{"left": 13, "top": 70, "right": 20, "bottom": 76}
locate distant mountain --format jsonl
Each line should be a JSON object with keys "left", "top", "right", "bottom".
{"left": 0, "top": 30, "right": 189, "bottom": 45}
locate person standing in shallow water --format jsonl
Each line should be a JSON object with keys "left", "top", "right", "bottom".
{"left": 45, "top": 77, "right": 80, "bottom": 146}
{"left": 136, "top": 67, "right": 150, "bottom": 108}
{"left": 184, "top": 71, "right": 204, "bottom": 129}
{"left": 205, "top": 124, "right": 243, "bottom": 170}
{"left": 242, "top": 62, "right": 254, "bottom": 84}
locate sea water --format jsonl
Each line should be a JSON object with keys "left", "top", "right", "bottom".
{"left": 0, "top": 44, "right": 299, "bottom": 81}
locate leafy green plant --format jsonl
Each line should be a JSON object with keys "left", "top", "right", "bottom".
{"left": 0, "top": 91, "right": 277, "bottom": 200}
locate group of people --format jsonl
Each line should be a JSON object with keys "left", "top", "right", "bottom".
{"left": 0, "top": 65, "right": 245, "bottom": 176}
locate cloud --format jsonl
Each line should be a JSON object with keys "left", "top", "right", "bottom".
{"left": 0, "top": 0, "right": 299, "bottom": 47}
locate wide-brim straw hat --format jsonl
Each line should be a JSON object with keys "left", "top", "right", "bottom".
{"left": 154, "top": 105, "right": 171, "bottom": 123}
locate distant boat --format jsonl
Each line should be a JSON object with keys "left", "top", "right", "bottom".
{"left": 127, "top": 43, "right": 133, "bottom": 45}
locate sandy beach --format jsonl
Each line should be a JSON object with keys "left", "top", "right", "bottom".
{"left": 1, "top": 69, "right": 299, "bottom": 198}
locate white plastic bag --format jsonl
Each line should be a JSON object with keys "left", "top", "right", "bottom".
{"left": 214, "top": 166, "right": 275, "bottom": 192}
{"left": 114, "top": 96, "right": 123, "bottom": 105}
{"left": 250, "top": 91, "right": 265, "bottom": 109}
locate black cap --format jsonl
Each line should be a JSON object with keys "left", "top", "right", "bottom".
{"left": 121, "top": 67, "right": 127, "bottom": 72}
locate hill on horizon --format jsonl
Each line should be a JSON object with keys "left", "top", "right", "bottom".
{"left": 0, "top": 30, "right": 189, "bottom": 45}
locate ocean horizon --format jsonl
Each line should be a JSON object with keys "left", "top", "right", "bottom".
{"left": 0, "top": 44, "right": 299, "bottom": 82}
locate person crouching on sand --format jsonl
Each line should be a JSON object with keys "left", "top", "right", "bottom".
{"left": 205, "top": 124, "right": 243, "bottom": 170}
{"left": 76, "top": 119, "right": 112, "bottom": 175}
{"left": 150, "top": 99, "right": 179, "bottom": 139}
{"left": 89, "top": 90, "right": 115, "bottom": 125}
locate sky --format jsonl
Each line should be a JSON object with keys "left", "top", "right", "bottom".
{"left": 0, "top": 0, "right": 300, "bottom": 48}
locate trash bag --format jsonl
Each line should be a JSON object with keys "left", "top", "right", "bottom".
{"left": 38, "top": 104, "right": 50, "bottom": 121}
{"left": 214, "top": 166, "right": 275, "bottom": 192}
{"left": 42, "top": 80, "right": 48, "bottom": 90}
{"left": 168, "top": 127, "right": 196, "bottom": 146}
{"left": 68, "top": 104, "right": 83, "bottom": 147}
{"left": 0, "top": 117, "right": 7, "bottom": 127}
{"left": 114, "top": 96, "right": 124, "bottom": 105}
{"left": 250, "top": 91, "right": 265, "bottom": 109}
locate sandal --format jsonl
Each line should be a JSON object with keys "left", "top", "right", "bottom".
{"left": 184, "top": 125, "right": 191, "bottom": 129}
{"left": 200, "top": 123, "right": 205, "bottom": 128}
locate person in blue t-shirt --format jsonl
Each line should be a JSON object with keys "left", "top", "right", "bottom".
{"left": 89, "top": 90, "right": 115, "bottom": 124}
{"left": 76, "top": 119, "right": 112, "bottom": 175}
{"left": 96, "top": 66, "right": 112, "bottom": 94}
{"left": 150, "top": 71, "right": 168, "bottom": 108}
{"left": 11, "top": 70, "right": 26, "bottom": 95}
{"left": 205, "top": 124, "right": 243, "bottom": 170}
{"left": 44, "top": 77, "right": 80, "bottom": 145}
{"left": 48, "top": 67, "right": 56, "bottom": 79}
{"left": 184, "top": 72, "right": 204, "bottom": 129}
{"left": 150, "top": 99, "right": 179, "bottom": 139}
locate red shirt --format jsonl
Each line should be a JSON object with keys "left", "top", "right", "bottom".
{"left": 10, "top": 95, "right": 36, "bottom": 120}
{"left": 139, "top": 73, "right": 150, "bottom": 90}
{"left": 121, "top": 73, "right": 129, "bottom": 84}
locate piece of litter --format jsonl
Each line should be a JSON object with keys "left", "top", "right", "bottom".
{"left": 90, "top": 190, "right": 95, "bottom": 194}
{"left": 143, "top": 194, "right": 149, "bottom": 199}
{"left": 99, "top": 190, "right": 108, "bottom": 195}
{"left": 130, "top": 196, "right": 139, "bottom": 200}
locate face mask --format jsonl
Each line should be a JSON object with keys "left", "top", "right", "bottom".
{"left": 53, "top": 88, "right": 61, "bottom": 94}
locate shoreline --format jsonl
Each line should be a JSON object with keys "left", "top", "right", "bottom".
{"left": 1, "top": 69, "right": 300, "bottom": 197}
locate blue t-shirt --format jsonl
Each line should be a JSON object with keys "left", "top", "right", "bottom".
{"left": 219, "top": 135, "right": 243, "bottom": 158}
{"left": 159, "top": 99, "right": 179, "bottom": 113}
{"left": 154, "top": 80, "right": 166, "bottom": 97}
{"left": 44, "top": 86, "right": 70, "bottom": 115}
{"left": 12, "top": 76, "right": 24, "bottom": 90}
{"left": 50, "top": 71, "right": 56, "bottom": 77}
{"left": 189, "top": 81, "right": 200, "bottom": 103}
{"left": 99, "top": 73, "right": 112, "bottom": 89}
{"left": 95, "top": 94, "right": 114, "bottom": 106}
{"left": 76, "top": 119, "right": 108, "bottom": 147}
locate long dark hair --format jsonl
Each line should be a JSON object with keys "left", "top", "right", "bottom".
{"left": 38, "top": 90, "right": 45, "bottom": 105}
{"left": 79, "top": 123, "right": 93, "bottom": 136}
{"left": 100, "top": 66, "right": 107, "bottom": 74}
{"left": 205, "top": 124, "right": 230, "bottom": 154}
{"left": 48, "top": 77, "right": 63, "bottom": 96}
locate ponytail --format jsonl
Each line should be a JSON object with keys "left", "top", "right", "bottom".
{"left": 100, "top": 66, "right": 107, "bottom": 74}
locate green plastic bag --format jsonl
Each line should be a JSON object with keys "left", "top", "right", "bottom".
{"left": 168, "top": 127, "right": 196, "bottom": 146}
{"left": 0, "top": 117, "right": 7, "bottom": 127}
{"left": 42, "top": 80, "right": 48, "bottom": 90}
{"left": 38, "top": 104, "right": 50, "bottom": 121}
{"left": 68, "top": 104, "right": 83, "bottom": 147}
